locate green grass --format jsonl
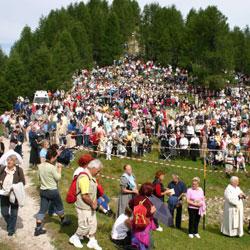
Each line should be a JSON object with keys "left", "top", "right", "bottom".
{"left": 29, "top": 149, "right": 250, "bottom": 250}
{"left": 0, "top": 242, "right": 14, "bottom": 250}
{"left": 0, "top": 123, "right": 4, "bottom": 136}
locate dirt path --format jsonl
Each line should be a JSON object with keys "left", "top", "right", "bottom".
{"left": 0, "top": 139, "right": 54, "bottom": 250}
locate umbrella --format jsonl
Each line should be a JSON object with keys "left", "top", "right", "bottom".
{"left": 0, "top": 150, "right": 23, "bottom": 166}
{"left": 149, "top": 195, "right": 173, "bottom": 227}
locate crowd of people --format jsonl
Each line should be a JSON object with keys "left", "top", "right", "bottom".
{"left": 0, "top": 57, "right": 249, "bottom": 249}
{"left": 1, "top": 58, "right": 250, "bottom": 173}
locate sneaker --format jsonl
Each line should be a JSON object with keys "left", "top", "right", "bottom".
{"left": 8, "top": 232, "right": 15, "bottom": 237}
{"left": 61, "top": 217, "right": 72, "bottom": 226}
{"left": 34, "top": 227, "right": 46, "bottom": 236}
{"left": 188, "top": 234, "right": 194, "bottom": 238}
{"left": 156, "top": 226, "right": 163, "bottom": 232}
{"left": 107, "top": 210, "right": 114, "bottom": 217}
{"left": 69, "top": 234, "right": 83, "bottom": 248}
{"left": 194, "top": 234, "right": 201, "bottom": 239}
{"left": 87, "top": 238, "right": 102, "bottom": 250}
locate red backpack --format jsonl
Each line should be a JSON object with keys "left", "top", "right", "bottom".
{"left": 132, "top": 198, "right": 149, "bottom": 230}
{"left": 66, "top": 172, "right": 90, "bottom": 204}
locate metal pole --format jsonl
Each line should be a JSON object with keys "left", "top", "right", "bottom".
{"left": 203, "top": 149, "right": 207, "bottom": 230}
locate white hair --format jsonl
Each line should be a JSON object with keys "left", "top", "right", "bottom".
{"left": 230, "top": 176, "right": 239, "bottom": 184}
{"left": 87, "top": 159, "right": 103, "bottom": 169}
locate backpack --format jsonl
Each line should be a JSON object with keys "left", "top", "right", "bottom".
{"left": 66, "top": 172, "right": 90, "bottom": 204}
{"left": 57, "top": 149, "right": 72, "bottom": 166}
{"left": 132, "top": 198, "right": 149, "bottom": 230}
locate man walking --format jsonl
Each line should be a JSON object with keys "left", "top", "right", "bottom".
{"left": 69, "top": 159, "right": 103, "bottom": 249}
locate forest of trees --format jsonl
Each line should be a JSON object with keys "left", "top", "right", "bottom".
{"left": 0, "top": 0, "right": 250, "bottom": 111}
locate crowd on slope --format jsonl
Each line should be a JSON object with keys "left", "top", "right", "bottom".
{"left": 0, "top": 58, "right": 249, "bottom": 249}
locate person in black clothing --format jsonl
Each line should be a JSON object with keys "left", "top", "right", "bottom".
{"left": 0, "top": 137, "right": 5, "bottom": 158}
{"left": 167, "top": 174, "right": 187, "bottom": 229}
{"left": 29, "top": 127, "right": 41, "bottom": 167}
{"left": 152, "top": 170, "right": 172, "bottom": 232}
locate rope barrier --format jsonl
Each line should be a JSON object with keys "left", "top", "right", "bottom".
{"left": 75, "top": 145, "right": 229, "bottom": 173}
{"left": 52, "top": 131, "right": 250, "bottom": 153}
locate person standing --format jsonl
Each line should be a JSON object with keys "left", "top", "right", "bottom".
{"left": 0, "top": 155, "right": 25, "bottom": 236}
{"left": 221, "top": 176, "right": 245, "bottom": 237}
{"left": 34, "top": 149, "right": 71, "bottom": 236}
{"left": 117, "top": 165, "right": 138, "bottom": 217}
{"left": 0, "top": 136, "right": 5, "bottom": 158}
{"left": 136, "top": 130, "right": 145, "bottom": 157}
{"left": 69, "top": 159, "right": 103, "bottom": 250}
{"left": 29, "top": 127, "right": 41, "bottom": 167}
{"left": 152, "top": 170, "right": 172, "bottom": 232}
{"left": 167, "top": 174, "right": 187, "bottom": 229}
{"left": 186, "top": 177, "right": 205, "bottom": 239}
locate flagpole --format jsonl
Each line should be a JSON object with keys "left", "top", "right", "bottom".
{"left": 203, "top": 149, "right": 207, "bottom": 230}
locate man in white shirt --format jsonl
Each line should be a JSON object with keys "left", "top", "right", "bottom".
{"left": 179, "top": 133, "right": 189, "bottom": 158}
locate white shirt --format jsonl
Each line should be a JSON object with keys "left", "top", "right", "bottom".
{"left": 179, "top": 137, "right": 189, "bottom": 149}
{"left": 111, "top": 214, "right": 129, "bottom": 240}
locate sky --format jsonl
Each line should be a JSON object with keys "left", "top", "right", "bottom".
{"left": 0, "top": 0, "right": 249, "bottom": 55}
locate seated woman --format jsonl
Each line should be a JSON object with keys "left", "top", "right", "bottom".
{"left": 97, "top": 180, "right": 114, "bottom": 216}
{"left": 129, "top": 183, "right": 156, "bottom": 250}
{"left": 111, "top": 207, "right": 134, "bottom": 248}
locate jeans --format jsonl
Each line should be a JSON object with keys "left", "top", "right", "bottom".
{"left": 188, "top": 208, "right": 201, "bottom": 234}
{"left": 37, "top": 189, "right": 64, "bottom": 221}
{"left": 0, "top": 195, "right": 19, "bottom": 234}
{"left": 137, "top": 143, "right": 143, "bottom": 157}
{"left": 97, "top": 194, "right": 110, "bottom": 210}
{"left": 84, "top": 135, "right": 90, "bottom": 147}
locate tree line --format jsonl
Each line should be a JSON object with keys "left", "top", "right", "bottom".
{"left": 0, "top": 0, "right": 249, "bottom": 111}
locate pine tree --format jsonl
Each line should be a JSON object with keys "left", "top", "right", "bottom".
{"left": 102, "top": 11, "right": 122, "bottom": 65}
{"left": 51, "top": 30, "right": 81, "bottom": 89}
{"left": 70, "top": 21, "right": 93, "bottom": 68}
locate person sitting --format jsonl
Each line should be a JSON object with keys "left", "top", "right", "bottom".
{"left": 129, "top": 183, "right": 156, "bottom": 250}
{"left": 111, "top": 207, "right": 135, "bottom": 249}
{"left": 214, "top": 151, "right": 224, "bottom": 167}
{"left": 96, "top": 180, "right": 113, "bottom": 217}
{"left": 236, "top": 153, "right": 247, "bottom": 173}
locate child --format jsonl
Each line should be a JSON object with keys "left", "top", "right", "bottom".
{"left": 236, "top": 153, "right": 247, "bottom": 172}
{"left": 106, "top": 136, "right": 113, "bottom": 160}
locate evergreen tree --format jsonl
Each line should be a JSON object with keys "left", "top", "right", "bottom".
{"left": 70, "top": 21, "right": 93, "bottom": 68}
{"left": 51, "top": 30, "right": 81, "bottom": 89}
{"left": 102, "top": 11, "right": 122, "bottom": 65}
{"left": 29, "top": 43, "right": 52, "bottom": 90}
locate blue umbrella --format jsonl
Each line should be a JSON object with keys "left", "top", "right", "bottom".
{"left": 149, "top": 195, "right": 173, "bottom": 227}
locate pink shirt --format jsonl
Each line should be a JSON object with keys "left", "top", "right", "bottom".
{"left": 186, "top": 187, "right": 205, "bottom": 209}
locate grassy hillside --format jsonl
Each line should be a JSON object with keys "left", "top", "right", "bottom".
{"left": 30, "top": 149, "right": 250, "bottom": 250}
